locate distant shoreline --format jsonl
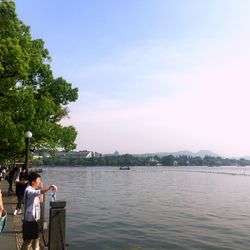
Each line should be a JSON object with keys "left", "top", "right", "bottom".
{"left": 33, "top": 153, "right": 250, "bottom": 167}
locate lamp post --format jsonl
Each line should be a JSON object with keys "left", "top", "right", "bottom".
{"left": 24, "top": 131, "right": 32, "bottom": 171}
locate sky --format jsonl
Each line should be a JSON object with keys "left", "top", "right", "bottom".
{"left": 14, "top": 0, "right": 250, "bottom": 157}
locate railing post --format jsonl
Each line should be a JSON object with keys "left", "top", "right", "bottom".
{"left": 48, "top": 201, "right": 66, "bottom": 250}
{"left": 40, "top": 194, "right": 45, "bottom": 231}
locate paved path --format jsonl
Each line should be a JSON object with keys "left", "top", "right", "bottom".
{"left": 0, "top": 179, "right": 49, "bottom": 250}
{"left": 0, "top": 180, "right": 22, "bottom": 250}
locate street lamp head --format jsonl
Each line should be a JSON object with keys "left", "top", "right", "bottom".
{"left": 25, "top": 131, "right": 32, "bottom": 139}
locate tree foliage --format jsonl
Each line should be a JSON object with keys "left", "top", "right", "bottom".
{"left": 43, "top": 153, "right": 148, "bottom": 167}
{"left": 0, "top": 0, "right": 78, "bottom": 161}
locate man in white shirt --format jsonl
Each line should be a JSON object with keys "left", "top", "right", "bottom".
{"left": 21, "top": 172, "right": 57, "bottom": 250}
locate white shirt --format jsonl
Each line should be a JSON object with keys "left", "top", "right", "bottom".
{"left": 23, "top": 185, "right": 41, "bottom": 221}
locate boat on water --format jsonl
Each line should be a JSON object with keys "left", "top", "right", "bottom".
{"left": 119, "top": 166, "right": 130, "bottom": 170}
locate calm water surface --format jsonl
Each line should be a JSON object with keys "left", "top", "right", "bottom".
{"left": 42, "top": 166, "right": 250, "bottom": 250}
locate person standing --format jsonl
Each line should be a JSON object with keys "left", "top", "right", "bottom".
{"left": 14, "top": 165, "right": 28, "bottom": 215}
{"left": 7, "top": 167, "right": 18, "bottom": 195}
{"left": 21, "top": 172, "right": 58, "bottom": 250}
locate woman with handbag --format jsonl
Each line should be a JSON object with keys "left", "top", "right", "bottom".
{"left": 21, "top": 172, "right": 58, "bottom": 250}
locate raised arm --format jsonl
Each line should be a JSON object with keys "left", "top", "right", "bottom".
{"left": 40, "top": 184, "right": 58, "bottom": 195}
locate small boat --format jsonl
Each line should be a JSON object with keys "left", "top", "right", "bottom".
{"left": 119, "top": 166, "right": 130, "bottom": 170}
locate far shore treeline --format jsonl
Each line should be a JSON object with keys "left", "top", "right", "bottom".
{"left": 34, "top": 154, "right": 250, "bottom": 167}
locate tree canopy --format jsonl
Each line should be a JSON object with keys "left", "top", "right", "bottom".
{"left": 0, "top": 0, "right": 78, "bottom": 162}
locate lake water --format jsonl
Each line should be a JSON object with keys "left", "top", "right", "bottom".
{"left": 42, "top": 166, "right": 250, "bottom": 250}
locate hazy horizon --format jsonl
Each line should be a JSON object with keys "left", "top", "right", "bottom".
{"left": 15, "top": 0, "right": 250, "bottom": 158}
{"left": 65, "top": 148, "right": 250, "bottom": 159}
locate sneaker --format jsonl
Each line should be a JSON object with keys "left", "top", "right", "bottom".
{"left": 17, "top": 209, "right": 22, "bottom": 215}
{"left": 13, "top": 209, "right": 18, "bottom": 216}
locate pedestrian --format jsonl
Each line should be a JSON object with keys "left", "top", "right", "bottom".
{"left": 2, "top": 167, "right": 6, "bottom": 177}
{"left": 6, "top": 167, "right": 18, "bottom": 195}
{"left": 0, "top": 189, "right": 7, "bottom": 234}
{"left": 21, "top": 172, "right": 58, "bottom": 250}
{"left": 0, "top": 168, "right": 3, "bottom": 181}
{"left": 14, "top": 165, "right": 28, "bottom": 215}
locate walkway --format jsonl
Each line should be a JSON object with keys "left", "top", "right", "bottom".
{"left": 0, "top": 179, "right": 49, "bottom": 250}
{"left": 0, "top": 180, "right": 22, "bottom": 250}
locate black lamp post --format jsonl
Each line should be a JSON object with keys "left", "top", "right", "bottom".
{"left": 24, "top": 131, "right": 32, "bottom": 171}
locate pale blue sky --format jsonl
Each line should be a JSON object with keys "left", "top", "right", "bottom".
{"left": 14, "top": 0, "right": 250, "bottom": 157}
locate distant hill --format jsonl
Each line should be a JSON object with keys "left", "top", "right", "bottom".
{"left": 134, "top": 150, "right": 220, "bottom": 158}
{"left": 193, "top": 150, "right": 219, "bottom": 158}
{"left": 241, "top": 155, "right": 250, "bottom": 160}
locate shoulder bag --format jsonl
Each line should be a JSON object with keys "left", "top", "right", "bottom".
{"left": 0, "top": 210, "right": 7, "bottom": 234}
